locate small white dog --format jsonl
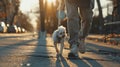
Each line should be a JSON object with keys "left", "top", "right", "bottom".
{"left": 52, "top": 25, "right": 67, "bottom": 56}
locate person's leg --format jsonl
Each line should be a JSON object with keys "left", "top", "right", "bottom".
{"left": 65, "top": 0, "right": 80, "bottom": 56}
{"left": 79, "top": 7, "right": 93, "bottom": 53}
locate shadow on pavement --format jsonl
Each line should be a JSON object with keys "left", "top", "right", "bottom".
{"left": 67, "top": 56, "right": 102, "bottom": 67}
{"left": 81, "top": 57, "right": 103, "bottom": 67}
{"left": 86, "top": 42, "right": 120, "bottom": 53}
{"left": 22, "top": 37, "right": 53, "bottom": 67}
{"left": 0, "top": 38, "right": 37, "bottom": 67}
{"left": 86, "top": 42, "right": 120, "bottom": 63}
{"left": 0, "top": 39, "right": 37, "bottom": 55}
{"left": 56, "top": 55, "right": 70, "bottom": 67}
{"left": 68, "top": 57, "right": 90, "bottom": 67}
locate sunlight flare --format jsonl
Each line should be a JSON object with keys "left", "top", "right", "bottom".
{"left": 19, "top": 0, "right": 39, "bottom": 12}
{"left": 47, "top": 0, "right": 56, "bottom": 5}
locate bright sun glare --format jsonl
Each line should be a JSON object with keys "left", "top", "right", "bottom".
{"left": 20, "top": 0, "right": 56, "bottom": 13}
{"left": 47, "top": 0, "right": 56, "bottom": 5}
{"left": 19, "top": 0, "right": 56, "bottom": 31}
{"left": 19, "top": 0, "right": 39, "bottom": 13}
{"left": 47, "top": 0, "right": 55, "bottom": 3}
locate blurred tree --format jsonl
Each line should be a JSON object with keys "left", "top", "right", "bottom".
{"left": 39, "top": 0, "right": 46, "bottom": 32}
{"left": 36, "top": 17, "right": 40, "bottom": 32}
{"left": 45, "top": 0, "right": 59, "bottom": 34}
{"left": 36, "top": 0, "right": 64, "bottom": 34}
{"left": 35, "top": 0, "right": 59, "bottom": 34}
{"left": 0, "top": 0, "right": 20, "bottom": 25}
{"left": 112, "top": 0, "right": 120, "bottom": 21}
{"left": 90, "top": 16, "right": 100, "bottom": 34}
{"left": 96, "top": 0, "right": 104, "bottom": 34}
{"left": 16, "top": 12, "right": 34, "bottom": 32}
{"left": 0, "top": 0, "right": 7, "bottom": 22}
{"left": 4, "top": 0, "right": 21, "bottom": 33}
{"left": 8, "top": 0, "right": 20, "bottom": 26}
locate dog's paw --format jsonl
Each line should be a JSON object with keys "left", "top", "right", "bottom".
{"left": 56, "top": 54, "right": 62, "bottom": 58}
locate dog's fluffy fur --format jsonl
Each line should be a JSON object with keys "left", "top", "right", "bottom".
{"left": 52, "top": 26, "right": 67, "bottom": 56}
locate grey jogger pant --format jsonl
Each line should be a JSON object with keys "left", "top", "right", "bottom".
{"left": 65, "top": 0, "right": 93, "bottom": 45}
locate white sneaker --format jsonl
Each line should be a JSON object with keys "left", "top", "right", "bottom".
{"left": 70, "top": 44, "right": 78, "bottom": 55}
{"left": 79, "top": 39, "right": 86, "bottom": 54}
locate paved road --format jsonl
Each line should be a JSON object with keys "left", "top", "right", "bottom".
{"left": 0, "top": 33, "right": 120, "bottom": 67}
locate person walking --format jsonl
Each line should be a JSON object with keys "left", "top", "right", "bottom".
{"left": 57, "top": 0, "right": 94, "bottom": 57}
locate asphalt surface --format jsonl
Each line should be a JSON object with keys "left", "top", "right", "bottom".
{"left": 0, "top": 33, "right": 120, "bottom": 67}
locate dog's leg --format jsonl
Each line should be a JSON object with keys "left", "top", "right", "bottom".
{"left": 60, "top": 42, "right": 64, "bottom": 55}
{"left": 54, "top": 42, "right": 59, "bottom": 54}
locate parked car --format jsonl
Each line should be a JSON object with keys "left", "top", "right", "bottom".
{"left": 17, "top": 27, "right": 21, "bottom": 33}
{"left": 7, "top": 25, "right": 18, "bottom": 33}
{"left": 0, "top": 21, "right": 7, "bottom": 33}
{"left": 21, "top": 28, "right": 26, "bottom": 33}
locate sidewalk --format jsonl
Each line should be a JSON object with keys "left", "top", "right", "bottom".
{"left": 27, "top": 36, "right": 120, "bottom": 67}
{"left": 0, "top": 33, "right": 120, "bottom": 67}
{"left": 38, "top": 36, "right": 120, "bottom": 57}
